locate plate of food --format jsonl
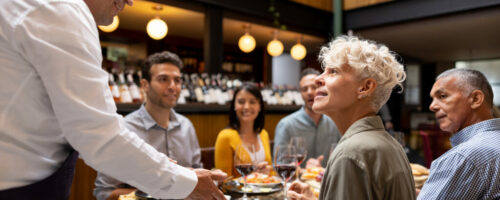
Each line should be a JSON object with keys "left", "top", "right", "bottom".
{"left": 134, "top": 190, "right": 157, "bottom": 200}
{"left": 301, "top": 167, "right": 324, "bottom": 198}
{"left": 236, "top": 172, "right": 282, "bottom": 188}
{"left": 301, "top": 167, "right": 325, "bottom": 183}
{"left": 222, "top": 179, "right": 282, "bottom": 195}
{"left": 410, "top": 163, "right": 430, "bottom": 188}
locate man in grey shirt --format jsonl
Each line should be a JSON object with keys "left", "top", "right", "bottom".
{"left": 94, "top": 51, "right": 202, "bottom": 200}
{"left": 274, "top": 68, "right": 341, "bottom": 167}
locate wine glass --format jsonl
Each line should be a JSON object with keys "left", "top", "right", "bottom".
{"left": 234, "top": 144, "right": 255, "bottom": 200}
{"left": 290, "top": 137, "right": 308, "bottom": 167}
{"left": 274, "top": 144, "right": 297, "bottom": 200}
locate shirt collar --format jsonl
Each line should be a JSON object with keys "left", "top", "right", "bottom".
{"left": 339, "top": 115, "right": 385, "bottom": 144}
{"left": 450, "top": 118, "right": 500, "bottom": 147}
{"left": 138, "top": 104, "right": 180, "bottom": 131}
{"left": 299, "top": 106, "right": 324, "bottom": 127}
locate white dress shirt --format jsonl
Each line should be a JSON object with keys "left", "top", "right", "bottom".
{"left": 0, "top": 0, "right": 197, "bottom": 198}
{"left": 94, "top": 105, "right": 203, "bottom": 200}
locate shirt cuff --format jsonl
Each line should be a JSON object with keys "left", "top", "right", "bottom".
{"left": 150, "top": 165, "right": 198, "bottom": 199}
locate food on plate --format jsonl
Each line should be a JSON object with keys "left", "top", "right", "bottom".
{"left": 118, "top": 191, "right": 136, "bottom": 200}
{"left": 411, "top": 163, "right": 429, "bottom": 176}
{"left": 410, "top": 163, "right": 429, "bottom": 188}
{"left": 240, "top": 172, "right": 280, "bottom": 184}
{"left": 301, "top": 167, "right": 325, "bottom": 182}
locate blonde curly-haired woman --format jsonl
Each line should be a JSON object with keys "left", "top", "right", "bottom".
{"left": 288, "top": 36, "right": 416, "bottom": 200}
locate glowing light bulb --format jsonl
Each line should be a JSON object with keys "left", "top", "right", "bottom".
{"left": 238, "top": 33, "right": 256, "bottom": 53}
{"left": 267, "top": 39, "right": 284, "bottom": 57}
{"left": 291, "top": 43, "right": 307, "bottom": 60}
{"left": 98, "top": 16, "right": 119, "bottom": 33}
{"left": 147, "top": 17, "right": 168, "bottom": 40}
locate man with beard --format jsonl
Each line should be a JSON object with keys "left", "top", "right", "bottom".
{"left": 418, "top": 68, "right": 500, "bottom": 199}
{"left": 274, "top": 68, "right": 341, "bottom": 167}
{"left": 94, "top": 51, "right": 203, "bottom": 200}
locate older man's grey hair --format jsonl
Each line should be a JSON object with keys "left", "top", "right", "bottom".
{"left": 318, "top": 35, "right": 406, "bottom": 111}
{"left": 437, "top": 68, "right": 494, "bottom": 108}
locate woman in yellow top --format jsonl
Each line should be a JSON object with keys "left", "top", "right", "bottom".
{"left": 214, "top": 82, "right": 272, "bottom": 177}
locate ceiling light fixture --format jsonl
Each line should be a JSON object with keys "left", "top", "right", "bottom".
{"left": 291, "top": 36, "right": 307, "bottom": 60}
{"left": 238, "top": 24, "right": 256, "bottom": 53}
{"left": 146, "top": 5, "right": 168, "bottom": 40}
{"left": 267, "top": 30, "right": 283, "bottom": 57}
{"left": 98, "top": 16, "right": 119, "bottom": 33}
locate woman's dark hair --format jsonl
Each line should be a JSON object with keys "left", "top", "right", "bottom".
{"left": 228, "top": 82, "right": 265, "bottom": 133}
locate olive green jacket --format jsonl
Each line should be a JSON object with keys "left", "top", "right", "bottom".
{"left": 319, "top": 116, "right": 416, "bottom": 200}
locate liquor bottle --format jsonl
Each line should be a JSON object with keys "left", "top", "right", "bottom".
{"left": 109, "top": 73, "right": 120, "bottom": 103}
{"left": 127, "top": 73, "right": 142, "bottom": 103}
{"left": 214, "top": 74, "right": 226, "bottom": 105}
{"left": 118, "top": 72, "right": 132, "bottom": 103}
{"left": 191, "top": 74, "right": 204, "bottom": 103}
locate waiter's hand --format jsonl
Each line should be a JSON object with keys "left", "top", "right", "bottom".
{"left": 287, "top": 181, "right": 316, "bottom": 200}
{"left": 185, "top": 169, "right": 227, "bottom": 200}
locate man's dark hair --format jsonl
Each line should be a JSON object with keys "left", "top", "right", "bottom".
{"left": 142, "top": 51, "right": 183, "bottom": 81}
{"left": 228, "top": 82, "right": 265, "bottom": 133}
{"left": 300, "top": 68, "right": 320, "bottom": 80}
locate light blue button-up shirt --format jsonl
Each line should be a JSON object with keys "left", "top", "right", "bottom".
{"left": 418, "top": 118, "right": 500, "bottom": 200}
{"left": 273, "top": 107, "right": 341, "bottom": 167}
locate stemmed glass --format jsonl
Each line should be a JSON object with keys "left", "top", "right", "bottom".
{"left": 290, "top": 137, "right": 307, "bottom": 179}
{"left": 234, "top": 144, "right": 256, "bottom": 200}
{"left": 274, "top": 144, "right": 297, "bottom": 200}
{"left": 290, "top": 137, "right": 308, "bottom": 167}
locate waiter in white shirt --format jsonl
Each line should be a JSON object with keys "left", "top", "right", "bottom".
{"left": 0, "top": 0, "right": 226, "bottom": 199}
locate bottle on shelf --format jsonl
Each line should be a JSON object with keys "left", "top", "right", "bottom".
{"left": 127, "top": 72, "right": 142, "bottom": 103}
{"left": 191, "top": 74, "right": 204, "bottom": 103}
{"left": 118, "top": 72, "right": 132, "bottom": 103}
{"left": 109, "top": 73, "right": 120, "bottom": 103}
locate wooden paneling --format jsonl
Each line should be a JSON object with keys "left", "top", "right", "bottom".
{"left": 344, "top": 0, "right": 391, "bottom": 10}
{"left": 184, "top": 113, "right": 229, "bottom": 148}
{"left": 291, "top": 0, "right": 392, "bottom": 11}
{"left": 291, "top": 0, "right": 332, "bottom": 11}
{"left": 69, "top": 159, "right": 97, "bottom": 200}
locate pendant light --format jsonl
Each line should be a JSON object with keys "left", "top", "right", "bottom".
{"left": 98, "top": 16, "right": 119, "bottom": 33}
{"left": 267, "top": 30, "right": 283, "bottom": 57}
{"left": 291, "top": 36, "right": 307, "bottom": 60}
{"left": 146, "top": 5, "right": 168, "bottom": 40}
{"left": 238, "top": 24, "right": 256, "bottom": 53}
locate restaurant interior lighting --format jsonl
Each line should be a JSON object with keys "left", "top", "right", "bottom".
{"left": 238, "top": 24, "right": 256, "bottom": 53}
{"left": 146, "top": 5, "right": 168, "bottom": 40}
{"left": 267, "top": 30, "right": 283, "bottom": 57}
{"left": 98, "top": 16, "right": 119, "bottom": 33}
{"left": 291, "top": 37, "right": 306, "bottom": 60}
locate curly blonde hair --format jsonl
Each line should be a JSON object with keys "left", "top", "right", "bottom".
{"left": 318, "top": 36, "right": 406, "bottom": 111}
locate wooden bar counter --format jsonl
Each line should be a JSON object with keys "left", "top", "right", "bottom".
{"left": 69, "top": 103, "right": 299, "bottom": 200}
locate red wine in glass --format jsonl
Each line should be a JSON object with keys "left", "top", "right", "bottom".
{"left": 296, "top": 154, "right": 306, "bottom": 165}
{"left": 236, "top": 164, "right": 256, "bottom": 177}
{"left": 274, "top": 164, "right": 297, "bottom": 182}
